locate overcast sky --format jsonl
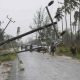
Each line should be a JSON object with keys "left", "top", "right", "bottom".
{"left": 0, "top": 0, "right": 63, "bottom": 42}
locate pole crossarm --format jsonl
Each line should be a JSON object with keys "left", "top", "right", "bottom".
{"left": 1, "top": 16, "right": 15, "bottom": 35}
{"left": 0, "top": 23, "right": 57, "bottom": 46}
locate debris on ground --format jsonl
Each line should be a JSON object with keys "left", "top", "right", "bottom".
{"left": 0, "top": 62, "right": 12, "bottom": 80}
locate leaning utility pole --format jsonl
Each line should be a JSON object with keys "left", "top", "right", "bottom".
{"left": 0, "top": 22, "right": 66, "bottom": 47}
{"left": 46, "top": 7, "right": 59, "bottom": 39}
{"left": 0, "top": 23, "right": 54, "bottom": 46}
{"left": 1, "top": 15, "right": 15, "bottom": 34}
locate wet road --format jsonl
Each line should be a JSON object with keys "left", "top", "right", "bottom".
{"left": 18, "top": 51, "right": 80, "bottom": 80}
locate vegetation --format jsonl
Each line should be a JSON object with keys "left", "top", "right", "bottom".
{"left": 0, "top": 53, "right": 16, "bottom": 62}
{"left": 0, "top": 27, "right": 18, "bottom": 49}
{"left": 57, "top": 46, "right": 72, "bottom": 56}
{"left": 31, "top": 8, "right": 52, "bottom": 45}
{"left": 30, "top": 7, "right": 58, "bottom": 46}
{"left": 0, "top": 0, "right": 80, "bottom": 60}
{"left": 0, "top": 28, "right": 17, "bottom": 62}
{"left": 28, "top": 0, "right": 80, "bottom": 59}
{"left": 56, "top": 44, "right": 80, "bottom": 59}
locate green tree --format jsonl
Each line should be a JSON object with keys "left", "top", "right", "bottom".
{"left": 62, "top": 0, "right": 79, "bottom": 44}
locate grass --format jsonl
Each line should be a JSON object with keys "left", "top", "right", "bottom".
{"left": 76, "top": 52, "right": 80, "bottom": 59}
{"left": 57, "top": 46, "right": 71, "bottom": 56}
{"left": 57, "top": 46, "right": 80, "bottom": 60}
{"left": 0, "top": 53, "right": 16, "bottom": 62}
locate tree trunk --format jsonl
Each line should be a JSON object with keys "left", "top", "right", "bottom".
{"left": 64, "top": 0, "right": 67, "bottom": 40}
{"left": 69, "top": 0, "right": 73, "bottom": 45}
{"left": 78, "top": 5, "right": 80, "bottom": 40}
{"left": 62, "top": 18, "right": 63, "bottom": 41}
{"left": 70, "top": 11, "right": 72, "bottom": 42}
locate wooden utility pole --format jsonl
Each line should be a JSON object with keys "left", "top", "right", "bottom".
{"left": 46, "top": 7, "right": 59, "bottom": 39}
{"left": 0, "top": 22, "right": 66, "bottom": 47}
{"left": 1, "top": 16, "right": 15, "bottom": 34}
{"left": 0, "top": 23, "right": 54, "bottom": 46}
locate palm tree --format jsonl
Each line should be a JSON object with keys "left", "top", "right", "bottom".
{"left": 55, "top": 7, "right": 64, "bottom": 42}
{"left": 56, "top": 0, "right": 79, "bottom": 46}
{"left": 73, "top": 11, "right": 79, "bottom": 34}
{"left": 70, "top": 0, "right": 73, "bottom": 43}
{"left": 55, "top": 8, "right": 63, "bottom": 21}
{"left": 63, "top": 0, "right": 79, "bottom": 44}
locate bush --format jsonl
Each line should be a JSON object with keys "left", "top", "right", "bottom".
{"left": 56, "top": 46, "right": 72, "bottom": 56}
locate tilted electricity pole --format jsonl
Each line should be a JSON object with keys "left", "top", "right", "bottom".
{"left": 0, "top": 23, "right": 55, "bottom": 46}
{"left": 46, "top": 1, "right": 59, "bottom": 39}
{"left": 1, "top": 16, "right": 15, "bottom": 34}
{"left": 0, "top": 22, "right": 66, "bottom": 47}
